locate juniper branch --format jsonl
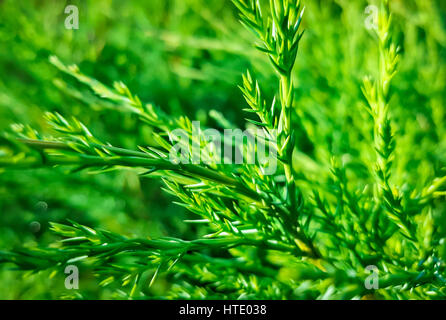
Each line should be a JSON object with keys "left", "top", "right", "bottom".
{"left": 362, "top": 0, "right": 418, "bottom": 244}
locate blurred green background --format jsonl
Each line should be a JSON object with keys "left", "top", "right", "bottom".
{"left": 0, "top": 0, "right": 444, "bottom": 298}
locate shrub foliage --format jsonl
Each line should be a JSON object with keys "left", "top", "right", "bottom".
{"left": 0, "top": 0, "right": 445, "bottom": 299}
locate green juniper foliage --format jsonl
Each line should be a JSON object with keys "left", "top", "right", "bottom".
{"left": 0, "top": 0, "right": 445, "bottom": 299}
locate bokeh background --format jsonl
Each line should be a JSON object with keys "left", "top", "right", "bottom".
{"left": 0, "top": 0, "right": 444, "bottom": 298}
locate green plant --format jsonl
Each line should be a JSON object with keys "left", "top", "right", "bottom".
{"left": 0, "top": 0, "right": 445, "bottom": 299}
